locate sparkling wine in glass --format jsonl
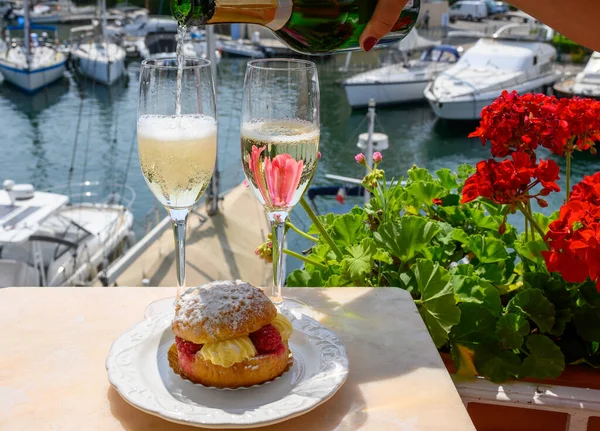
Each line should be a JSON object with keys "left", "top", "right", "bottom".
{"left": 138, "top": 57, "right": 217, "bottom": 315}
{"left": 241, "top": 59, "right": 319, "bottom": 310}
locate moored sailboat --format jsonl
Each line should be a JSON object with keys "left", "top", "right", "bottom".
{"left": 0, "top": 1, "right": 66, "bottom": 93}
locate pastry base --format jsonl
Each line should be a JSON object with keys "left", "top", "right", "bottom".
{"left": 168, "top": 343, "right": 293, "bottom": 389}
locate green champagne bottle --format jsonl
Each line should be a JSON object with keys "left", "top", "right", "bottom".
{"left": 171, "top": 0, "right": 420, "bottom": 55}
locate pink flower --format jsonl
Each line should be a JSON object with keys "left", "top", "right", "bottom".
{"left": 265, "top": 154, "right": 304, "bottom": 208}
{"left": 249, "top": 145, "right": 269, "bottom": 199}
{"left": 373, "top": 152, "right": 383, "bottom": 163}
{"left": 355, "top": 153, "right": 366, "bottom": 165}
{"left": 248, "top": 145, "right": 304, "bottom": 210}
{"left": 318, "top": 151, "right": 322, "bottom": 159}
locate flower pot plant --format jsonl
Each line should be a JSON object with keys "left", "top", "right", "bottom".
{"left": 256, "top": 90, "right": 600, "bottom": 385}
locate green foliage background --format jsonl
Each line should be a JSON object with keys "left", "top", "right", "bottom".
{"left": 286, "top": 165, "right": 600, "bottom": 383}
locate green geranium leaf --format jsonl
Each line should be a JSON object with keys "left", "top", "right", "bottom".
{"left": 476, "top": 263, "right": 506, "bottom": 284}
{"left": 331, "top": 213, "right": 366, "bottom": 247}
{"left": 408, "top": 166, "right": 433, "bottom": 182}
{"left": 457, "top": 164, "right": 476, "bottom": 180}
{"left": 474, "top": 344, "right": 522, "bottom": 383}
{"left": 579, "top": 281, "right": 600, "bottom": 307}
{"left": 341, "top": 238, "right": 377, "bottom": 282}
{"left": 453, "top": 275, "right": 502, "bottom": 317}
{"left": 324, "top": 274, "right": 347, "bottom": 287}
{"left": 286, "top": 269, "right": 325, "bottom": 287}
{"left": 507, "top": 288, "right": 555, "bottom": 333}
{"left": 307, "top": 213, "right": 336, "bottom": 234}
{"left": 374, "top": 216, "right": 440, "bottom": 263}
{"left": 533, "top": 212, "right": 554, "bottom": 234}
{"left": 496, "top": 314, "right": 530, "bottom": 350}
{"left": 471, "top": 209, "right": 501, "bottom": 231}
{"left": 414, "top": 259, "right": 461, "bottom": 348}
{"left": 406, "top": 181, "right": 445, "bottom": 206}
{"left": 373, "top": 248, "right": 393, "bottom": 264}
{"left": 450, "top": 303, "right": 497, "bottom": 344}
{"left": 574, "top": 306, "right": 600, "bottom": 342}
{"left": 468, "top": 235, "right": 509, "bottom": 263}
{"left": 451, "top": 228, "right": 470, "bottom": 245}
{"left": 521, "top": 334, "right": 565, "bottom": 379}
{"left": 436, "top": 168, "right": 459, "bottom": 190}
{"left": 515, "top": 237, "right": 547, "bottom": 266}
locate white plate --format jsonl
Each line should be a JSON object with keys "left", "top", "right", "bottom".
{"left": 106, "top": 311, "right": 349, "bottom": 429}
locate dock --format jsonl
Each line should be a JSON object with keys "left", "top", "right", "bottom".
{"left": 112, "top": 183, "right": 273, "bottom": 290}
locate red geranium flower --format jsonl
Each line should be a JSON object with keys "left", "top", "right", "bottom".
{"left": 461, "top": 151, "right": 559, "bottom": 208}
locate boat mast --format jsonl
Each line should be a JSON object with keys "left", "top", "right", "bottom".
{"left": 101, "top": 0, "right": 107, "bottom": 41}
{"left": 23, "top": 0, "right": 30, "bottom": 68}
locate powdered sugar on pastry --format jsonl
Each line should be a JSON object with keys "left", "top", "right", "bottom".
{"left": 172, "top": 280, "right": 277, "bottom": 344}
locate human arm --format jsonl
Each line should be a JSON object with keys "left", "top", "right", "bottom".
{"left": 361, "top": 0, "right": 600, "bottom": 52}
{"left": 509, "top": 0, "right": 600, "bottom": 51}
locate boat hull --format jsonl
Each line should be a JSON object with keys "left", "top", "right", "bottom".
{"left": 71, "top": 50, "right": 126, "bottom": 86}
{"left": 425, "top": 74, "right": 558, "bottom": 120}
{"left": 0, "top": 59, "right": 66, "bottom": 93}
{"left": 343, "top": 79, "right": 431, "bottom": 108}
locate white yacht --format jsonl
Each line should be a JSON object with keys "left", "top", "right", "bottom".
{"left": 343, "top": 45, "right": 460, "bottom": 108}
{"left": 0, "top": 181, "right": 135, "bottom": 287}
{"left": 0, "top": 20, "right": 67, "bottom": 92}
{"left": 70, "top": 36, "right": 126, "bottom": 85}
{"left": 69, "top": 0, "right": 126, "bottom": 86}
{"left": 13, "top": 0, "right": 96, "bottom": 23}
{"left": 554, "top": 52, "right": 600, "bottom": 99}
{"left": 136, "top": 29, "right": 221, "bottom": 63}
{"left": 424, "top": 25, "right": 559, "bottom": 120}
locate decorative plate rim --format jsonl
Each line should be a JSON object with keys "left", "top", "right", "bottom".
{"left": 106, "top": 311, "right": 349, "bottom": 429}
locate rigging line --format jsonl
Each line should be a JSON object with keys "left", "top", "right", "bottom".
{"left": 349, "top": 114, "right": 368, "bottom": 142}
{"left": 79, "top": 44, "right": 99, "bottom": 204}
{"left": 119, "top": 130, "right": 137, "bottom": 206}
{"left": 67, "top": 73, "right": 88, "bottom": 195}
{"left": 109, "top": 82, "right": 120, "bottom": 195}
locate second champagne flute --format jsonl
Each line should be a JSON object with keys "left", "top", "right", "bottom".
{"left": 138, "top": 57, "right": 217, "bottom": 311}
{"left": 241, "top": 59, "right": 320, "bottom": 309}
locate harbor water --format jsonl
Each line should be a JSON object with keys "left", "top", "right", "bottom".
{"left": 1, "top": 53, "right": 598, "bottom": 275}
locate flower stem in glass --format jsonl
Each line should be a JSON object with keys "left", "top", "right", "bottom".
{"left": 269, "top": 211, "right": 288, "bottom": 305}
{"left": 168, "top": 207, "right": 189, "bottom": 297}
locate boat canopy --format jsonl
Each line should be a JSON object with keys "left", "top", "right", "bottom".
{"left": 421, "top": 45, "right": 460, "bottom": 62}
{"left": 459, "top": 39, "right": 541, "bottom": 71}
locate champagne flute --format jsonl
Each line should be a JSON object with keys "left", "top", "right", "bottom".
{"left": 138, "top": 57, "right": 217, "bottom": 317}
{"left": 241, "top": 59, "right": 319, "bottom": 312}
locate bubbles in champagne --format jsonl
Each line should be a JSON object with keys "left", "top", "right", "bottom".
{"left": 138, "top": 114, "right": 217, "bottom": 209}
{"left": 241, "top": 119, "right": 320, "bottom": 212}
{"left": 175, "top": 24, "right": 186, "bottom": 116}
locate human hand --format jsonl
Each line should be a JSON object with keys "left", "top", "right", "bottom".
{"left": 360, "top": 0, "right": 409, "bottom": 52}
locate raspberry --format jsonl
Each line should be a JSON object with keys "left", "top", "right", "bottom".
{"left": 250, "top": 324, "right": 283, "bottom": 354}
{"left": 175, "top": 336, "right": 202, "bottom": 355}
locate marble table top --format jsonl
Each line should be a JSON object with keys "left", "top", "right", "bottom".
{"left": 0, "top": 287, "right": 475, "bottom": 430}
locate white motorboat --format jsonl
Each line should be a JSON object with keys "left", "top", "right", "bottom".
{"left": 0, "top": 20, "right": 66, "bottom": 92}
{"left": 13, "top": 0, "right": 96, "bottom": 23}
{"left": 343, "top": 45, "right": 461, "bottom": 108}
{"left": 137, "top": 30, "right": 221, "bottom": 63}
{"left": 0, "top": 180, "right": 135, "bottom": 287}
{"left": 554, "top": 52, "right": 600, "bottom": 99}
{"left": 70, "top": 38, "right": 126, "bottom": 85}
{"left": 425, "top": 25, "right": 559, "bottom": 120}
{"left": 69, "top": 0, "right": 126, "bottom": 86}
